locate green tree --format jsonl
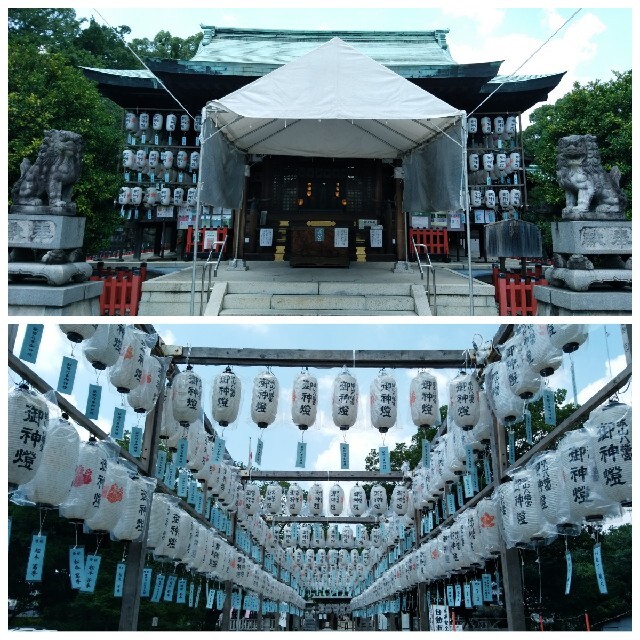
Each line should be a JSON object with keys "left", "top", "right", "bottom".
{"left": 131, "top": 30, "right": 203, "bottom": 60}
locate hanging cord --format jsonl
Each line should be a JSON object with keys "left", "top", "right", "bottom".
{"left": 185, "top": 343, "right": 192, "bottom": 369}
{"left": 469, "top": 9, "right": 582, "bottom": 117}
{"left": 537, "top": 547, "right": 543, "bottom": 604}
{"left": 569, "top": 352, "right": 579, "bottom": 407}
{"left": 92, "top": 9, "right": 195, "bottom": 120}
{"left": 38, "top": 508, "right": 47, "bottom": 536}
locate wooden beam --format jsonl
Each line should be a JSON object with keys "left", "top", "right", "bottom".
{"left": 267, "top": 516, "right": 380, "bottom": 524}
{"left": 241, "top": 470, "right": 404, "bottom": 482}
{"left": 165, "top": 347, "right": 466, "bottom": 369}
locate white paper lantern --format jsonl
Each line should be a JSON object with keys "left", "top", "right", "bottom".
{"left": 476, "top": 496, "right": 501, "bottom": 556}
{"left": 251, "top": 370, "right": 279, "bottom": 428}
{"left": 145, "top": 494, "right": 172, "bottom": 549}
{"left": 144, "top": 187, "right": 158, "bottom": 207}
{"left": 410, "top": 370, "right": 439, "bottom": 428}
{"left": 485, "top": 189, "right": 496, "bottom": 208}
{"left": 547, "top": 324, "right": 588, "bottom": 353}
{"left": 510, "top": 189, "right": 521, "bottom": 207}
{"left": 509, "top": 152, "right": 521, "bottom": 170}
{"left": 211, "top": 366, "right": 242, "bottom": 426}
{"left": 265, "top": 483, "right": 283, "bottom": 514}
{"left": 471, "top": 391, "right": 493, "bottom": 444}
{"left": 122, "top": 149, "right": 134, "bottom": 169}
{"left": 391, "top": 485, "right": 408, "bottom": 516}
{"left": 135, "top": 149, "right": 147, "bottom": 171}
{"left": 469, "top": 189, "right": 482, "bottom": 207}
{"left": 288, "top": 483, "right": 304, "bottom": 515}
{"left": 585, "top": 401, "right": 632, "bottom": 506}
{"left": 484, "top": 361, "right": 524, "bottom": 425}
{"left": 190, "top": 151, "right": 200, "bottom": 170}
{"left": 111, "top": 476, "right": 155, "bottom": 541}
{"left": 494, "top": 116, "right": 505, "bottom": 134}
{"left": 307, "top": 483, "right": 324, "bottom": 516}
{"left": 498, "top": 189, "right": 510, "bottom": 207}
{"left": 147, "top": 150, "right": 159, "bottom": 169}
{"left": 506, "top": 116, "right": 517, "bottom": 134}
{"left": 328, "top": 484, "right": 345, "bottom": 516}
{"left": 172, "top": 367, "right": 203, "bottom": 427}
{"left": 8, "top": 385, "right": 49, "bottom": 487}
{"left": 186, "top": 418, "right": 206, "bottom": 471}
{"left": 128, "top": 354, "right": 163, "bottom": 413}
{"left": 109, "top": 328, "right": 145, "bottom": 393}
{"left": 349, "top": 484, "right": 367, "bottom": 516}
{"left": 59, "top": 324, "right": 97, "bottom": 343}
{"left": 131, "top": 187, "right": 143, "bottom": 205}
{"left": 467, "top": 117, "right": 478, "bottom": 134}
{"left": 158, "top": 187, "right": 171, "bottom": 205}
{"left": 332, "top": 369, "right": 359, "bottom": 430}
{"left": 369, "top": 484, "right": 388, "bottom": 516}
{"left": 497, "top": 154, "right": 508, "bottom": 171}
{"left": 165, "top": 113, "right": 177, "bottom": 132}
{"left": 292, "top": 370, "right": 318, "bottom": 430}
{"left": 501, "top": 336, "right": 541, "bottom": 400}
{"left": 176, "top": 150, "right": 188, "bottom": 170}
{"left": 299, "top": 524, "right": 311, "bottom": 548}
{"left": 482, "top": 153, "right": 494, "bottom": 171}
{"left": 84, "top": 461, "right": 130, "bottom": 532}
{"left": 518, "top": 324, "right": 563, "bottom": 377}
{"left": 180, "top": 114, "right": 190, "bottom": 132}
{"left": 118, "top": 187, "right": 131, "bottom": 205}
{"left": 370, "top": 370, "right": 397, "bottom": 433}
{"left": 449, "top": 371, "right": 480, "bottom": 430}
{"left": 244, "top": 483, "right": 261, "bottom": 515}
{"left": 468, "top": 153, "right": 479, "bottom": 172}
{"left": 481, "top": 117, "right": 492, "bottom": 134}
{"left": 125, "top": 112, "right": 138, "bottom": 131}
{"left": 19, "top": 415, "right": 80, "bottom": 506}
{"left": 528, "top": 450, "right": 572, "bottom": 530}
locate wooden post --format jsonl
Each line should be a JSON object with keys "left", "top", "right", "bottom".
{"left": 394, "top": 162, "right": 407, "bottom": 262}
{"left": 8, "top": 324, "right": 18, "bottom": 351}
{"left": 233, "top": 172, "right": 250, "bottom": 261}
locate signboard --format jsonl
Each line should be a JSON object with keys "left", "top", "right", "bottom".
{"left": 358, "top": 219, "right": 378, "bottom": 229}
{"left": 447, "top": 212, "right": 464, "bottom": 231}
{"left": 474, "top": 210, "right": 486, "bottom": 224}
{"left": 156, "top": 205, "right": 174, "bottom": 219}
{"left": 203, "top": 230, "right": 218, "bottom": 250}
{"left": 429, "top": 605, "right": 450, "bottom": 631}
{"left": 260, "top": 228, "right": 274, "bottom": 247}
{"left": 334, "top": 228, "right": 349, "bottom": 248}
{"left": 177, "top": 211, "right": 196, "bottom": 230}
{"left": 370, "top": 227, "right": 383, "bottom": 248}
{"left": 411, "top": 214, "right": 430, "bottom": 229}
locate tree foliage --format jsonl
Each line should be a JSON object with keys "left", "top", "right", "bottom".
{"left": 131, "top": 30, "right": 203, "bottom": 60}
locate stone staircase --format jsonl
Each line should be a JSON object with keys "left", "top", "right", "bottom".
{"left": 432, "top": 281, "right": 498, "bottom": 316}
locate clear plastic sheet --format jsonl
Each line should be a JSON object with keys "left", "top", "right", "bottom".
{"left": 109, "top": 326, "right": 146, "bottom": 393}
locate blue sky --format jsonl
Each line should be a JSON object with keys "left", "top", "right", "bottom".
{"left": 9, "top": 322, "right": 630, "bottom": 489}
{"left": 72, "top": 2, "right": 634, "bottom": 125}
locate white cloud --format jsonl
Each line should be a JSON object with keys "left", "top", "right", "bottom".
{"left": 441, "top": 7, "right": 506, "bottom": 37}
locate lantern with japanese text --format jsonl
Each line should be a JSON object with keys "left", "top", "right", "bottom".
{"left": 186, "top": 418, "right": 207, "bottom": 472}
{"left": 449, "top": 371, "right": 480, "bottom": 430}
{"left": 8, "top": 384, "right": 49, "bottom": 488}
{"left": 244, "top": 482, "right": 261, "bottom": 515}
{"left": 128, "top": 355, "right": 164, "bottom": 413}
{"left": 410, "top": 370, "right": 439, "bottom": 428}
{"left": 332, "top": 368, "right": 359, "bottom": 430}
{"left": 111, "top": 476, "right": 156, "bottom": 541}
{"left": 391, "top": 485, "right": 408, "bottom": 516}
{"left": 264, "top": 483, "right": 283, "bottom": 514}
{"left": 369, "top": 484, "right": 388, "bottom": 516}
{"left": 299, "top": 524, "right": 311, "bottom": 548}
{"left": 518, "top": 324, "right": 563, "bottom": 377}
{"left": 288, "top": 483, "right": 304, "bottom": 515}
{"left": 251, "top": 369, "right": 279, "bottom": 428}
{"left": 292, "top": 369, "right": 318, "bottom": 430}
{"left": 471, "top": 391, "right": 493, "bottom": 444}
{"left": 211, "top": 366, "right": 242, "bottom": 427}
{"left": 328, "top": 483, "right": 345, "bottom": 516}
{"left": 84, "top": 461, "right": 130, "bottom": 532}
{"left": 109, "top": 328, "right": 145, "bottom": 394}
{"left": 83, "top": 324, "right": 125, "bottom": 370}
{"left": 481, "top": 117, "right": 492, "bottom": 134}
{"left": 341, "top": 526, "right": 355, "bottom": 549}
{"left": 484, "top": 361, "right": 524, "bottom": 425}
{"left": 59, "top": 324, "right": 97, "bottom": 343}
{"left": 349, "top": 484, "right": 367, "bottom": 516}
{"left": 500, "top": 335, "right": 541, "bottom": 400}
{"left": 547, "top": 324, "right": 588, "bottom": 353}
{"left": 527, "top": 450, "right": 572, "bottom": 530}
{"left": 370, "top": 369, "right": 397, "bottom": 433}
{"left": 172, "top": 366, "right": 203, "bottom": 427}
{"left": 476, "top": 496, "right": 501, "bottom": 556}
{"left": 145, "top": 494, "right": 173, "bottom": 550}
{"left": 307, "top": 483, "right": 324, "bottom": 516}
{"left": 467, "top": 117, "right": 478, "bottom": 134}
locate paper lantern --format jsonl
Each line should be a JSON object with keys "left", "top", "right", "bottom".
{"left": 210, "top": 366, "right": 242, "bottom": 427}
{"left": 172, "top": 367, "right": 203, "bottom": 427}
{"left": 470, "top": 189, "right": 482, "bottom": 207}
{"left": 84, "top": 461, "right": 130, "bottom": 532}
{"left": 494, "top": 116, "right": 505, "bottom": 134}
{"left": 370, "top": 527, "right": 383, "bottom": 548}
{"left": 125, "top": 112, "right": 138, "bottom": 131}
{"left": 468, "top": 153, "right": 479, "bottom": 171}
{"left": 131, "top": 187, "right": 143, "bottom": 205}
{"left": 482, "top": 153, "right": 494, "bottom": 171}
{"left": 585, "top": 401, "right": 632, "bottom": 506}
{"left": 370, "top": 370, "right": 397, "bottom": 433}
{"left": 467, "top": 117, "right": 478, "bottom": 134}
{"left": 118, "top": 187, "right": 131, "bottom": 205}
{"left": 518, "top": 324, "right": 563, "bottom": 377}
{"left": 265, "top": 483, "right": 283, "bottom": 514}
{"left": 8, "top": 384, "right": 49, "bottom": 487}
{"left": 109, "top": 328, "right": 145, "bottom": 393}
{"left": 332, "top": 369, "right": 358, "bottom": 430}
{"left": 299, "top": 524, "right": 311, "bottom": 548}
{"left": 449, "top": 371, "right": 480, "bottom": 430}
{"left": 251, "top": 370, "right": 279, "bottom": 428}
{"left": 291, "top": 370, "right": 318, "bottom": 430}
{"left": 328, "top": 484, "right": 345, "bottom": 516}
{"left": 471, "top": 391, "right": 493, "bottom": 444}
{"left": 122, "top": 149, "right": 134, "bottom": 168}
{"left": 135, "top": 149, "right": 147, "bottom": 171}
{"left": 307, "top": 483, "right": 324, "bottom": 516}
{"left": 481, "top": 117, "right": 492, "bottom": 134}
{"left": 59, "top": 440, "right": 109, "bottom": 522}
{"left": 547, "top": 324, "right": 588, "bottom": 353}
{"left": 190, "top": 151, "right": 200, "bottom": 170}
{"left": 485, "top": 189, "right": 496, "bottom": 208}
{"left": 476, "top": 496, "right": 501, "bottom": 556}
{"left": 19, "top": 415, "right": 80, "bottom": 506}
{"left": 484, "top": 361, "right": 525, "bottom": 425}
{"left": 341, "top": 526, "right": 355, "bottom": 549}
{"left": 528, "top": 450, "right": 572, "bottom": 530}
{"left": 176, "top": 150, "right": 188, "bottom": 170}
{"left": 59, "top": 324, "right": 97, "bottom": 343}
{"left": 349, "top": 484, "right": 367, "bottom": 516}
{"left": 83, "top": 325, "right": 124, "bottom": 370}
{"left": 111, "top": 476, "right": 156, "bottom": 541}
{"left": 288, "top": 483, "right": 304, "bottom": 515}
{"left": 509, "top": 152, "right": 521, "bottom": 169}
{"left": 506, "top": 116, "right": 517, "bottom": 134}
{"left": 312, "top": 526, "right": 326, "bottom": 549}
{"left": 244, "top": 483, "right": 261, "bottom": 515}
{"left": 459, "top": 508, "right": 484, "bottom": 567}
{"left": 327, "top": 526, "right": 339, "bottom": 548}
{"left": 391, "top": 485, "right": 408, "bottom": 516}
{"left": 369, "top": 484, "right": 387, "bottom": 516}
{"left": 128, "top": 354, "right": 163, "bottom": 413}
{"left": 498, "top": 189, "right": 510, "bottom": 208}
{"left": 410, "top": 370, "right": 439, "bottom": 428}
{"left": 497, "top": 153, "right": 508, "bottom": 171}
{"left": 510, "top": 189, "right": 521, "bottom": 207}
{"left": 186, "top": 418, "right": 206, "bottom": 471}
{"left": 500, "top": 335, "right": 541, "bottom": 400}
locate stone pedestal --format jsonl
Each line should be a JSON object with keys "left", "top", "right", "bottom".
{"left": 534, "top": 284, "right": 631, "bottom": 316}
{"left": 544, "top": 266, "right": 632, "bottom": 292}
{"left": 8, "top": 262, "right": 93, "bottom": 286}
{"left": 8, "top": 281, "right": 103, "bottom": 316}
{"left": 9, "top": 213, "right": 86, "bottom": 250}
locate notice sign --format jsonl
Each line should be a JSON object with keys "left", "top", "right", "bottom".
{"left": 334, "top": 228, "right": 349, "bottom": 248}
{"left": 156, "top": 205, "right": 174, "bottom": 219}
{"left": 429, "top": 605, "right": 450, "bottom": 631}
{"left": 203, "top": 230, "right": 217, "bottom": 250}
{"left": 260, "top": 228, "right": 274, "bottom": 247}
{"left": 370, "top": 227, "right": 383, "bottom": 248}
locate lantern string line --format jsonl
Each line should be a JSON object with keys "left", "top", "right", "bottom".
{"left": 468, "top": 8, "right": 582, "bottom": 117}
{"left": 38, "top": 508, "right": 47, "bottom": 536}
{"left": 603, "top": 326, "right": 612, "bottom": 379}
{"left": 74, "top": 523, "right": 78, "bottom": 549}
{"left": 92, "top": 9, "right": 195, "bottom": 121}
{"left": 537, "top": 547, "right": 543, "bottom": 604}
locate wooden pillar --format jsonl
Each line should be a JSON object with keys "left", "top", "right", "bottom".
{"left": 8, "top": 325, "right": 18, "bottom": 351}
{"left": 394, "top": 162, "right": 406, "bottom": 262}
{"left": 221, "top": 579, "right": 234, "bottom": 630}
{"left": 133, "top": 222, "right": 144, "bottom": 261}
{"left": 233, "top": 173, "right": 250, "bottom": 261}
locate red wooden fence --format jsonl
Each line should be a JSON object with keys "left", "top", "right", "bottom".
{"left": 496, "top": 273, "right": 548, "bottom": 316}
{"left": 185, "top": 227, "right": 228, "bottom": 256}
{"left": 90, "top": 263, "right": 147, "bottom": 316}
{"left": 409, "top": 228, "right": 449, "bottom": 259}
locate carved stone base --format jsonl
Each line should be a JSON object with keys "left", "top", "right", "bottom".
{"left": 8, "top": 213, "right": 86, "bottom": 250}
{"left": 10, "top": 203, "right": 77, "bottom": 216}
{"left": 544, "top": 266, "right": 632, "bottom": 292}
{"left": 8, "top": 281, "right": 103, "bottom": 316}
{"left": 534, "top": 284, "right": 631, "bottom": 316}
{"left": 8, "top": 262, "right": 93, "bottom": 286}
{"left": 551, "top": 220, "right": 631, "bottom": 255}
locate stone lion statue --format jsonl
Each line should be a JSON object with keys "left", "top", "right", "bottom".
{"left": 11, "top": 130, "right": 83, "bottom": 208}
{"left": 556, "top": 134, "right": 626, "bottom": 220}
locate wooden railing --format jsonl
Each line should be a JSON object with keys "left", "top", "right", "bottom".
{"left": 89, "top": 262, "right": 147, "bottom": 316}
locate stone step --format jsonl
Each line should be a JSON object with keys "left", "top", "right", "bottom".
{"left": 224, "top": 281, "right": 414, "bottom": 296}
{"left": 221, "top": 293, "right": 416, "bottom": 312}
{"left": 218, "top": 308, "right": 417, "bottom": 316}
{"left": 435, "top": 305, "right": 499, "bottom": 316}
{"left": 433, "top": 293, "right": 497, "bottom": 307}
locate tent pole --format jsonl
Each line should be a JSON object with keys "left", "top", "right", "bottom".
{"left": 189, "top": 106, "right": 207, "bottom": 316}
{"left": 462, "top": 114, "right": 475, "bottom": 315}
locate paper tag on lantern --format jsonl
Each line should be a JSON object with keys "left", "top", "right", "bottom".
{"left": 340, "top": 443, "right": 350, "bottom": 469}
{"left": 129, "top": 426, "right": 143, "bottom": 458}
{"left": 205, "top": 499, "right": 212, "bottom": 520}
{"left": 471, "top": 580, "right": 483, "bottom": 606}
{"left": 26, "top": 534, "right": 47, "bottom": 582}
{"left": 466, "top": 445, "right": 474, "bottom": 471}
{"left": 141, "top": 567, "right": 153, "bottom": 597}
{"left": 114, "top": 562, "right": 126, "bottom": 597}
{"left": 155, "top": 450, "right": 167, "bottom": 480}
{"left": 379, "top": 447, "right": 391, "bottom": 474}
{"left": 447, "top": 493, "right": 456, "bottom": 517}
{"left": 463, "top": 474, "right": 474, "bottom": 498}
{"left": 69, "top": 546, "right": 85, "bottom": 589}
{"left": 471, "top": 463, "right": 479, "bottom": 493}
{"left": 177, "top": 469, "right": 189, "bottom": 497}
{"left": 422, "top": 440, "right": 431, "bottom": 468}
{"left": 206, "top": 587, "right": 216, "bottom": 609}
{"left": 151, "top": 574, "right": 165, "bottom": 603}
{"left": 456, "top": 483, "right": 464, "bottom": 507}
{"left": 464, "top": 583, "right": 472, "bottom": 608}
{"left": 508, "top": 430, "right": 515, "bottom": 466}
{"left": 195, "top": 488, "right": 204, "bottom": 514}
{"left": 176, "top": 438, "right": 188, "bottom": 467}
{"left": 255, "top": 439, "right": 264, "bottom": 466}
{"left": 187, "top": 479, "right": 197, "bottom": 505}
{"left": 231, "top": 591, "right": 242, "bottom": 610}
{"left": 195, "top": 583, "right": 202, "bottom": 607}
{"left": 565, "top": 550, "right": 573, "bottom": 595}
{"left": 593, "top": 543, "right": 608, "bottom": 594}
{"left": 483, "top": 457, "right": 493, "bottom": 484}
{"left": 543, "top": 389, "right": 556, "bottom": 426}
{"left": 111, "top": 407, "right": 126, "bottom": 440}
{"left": 212, "top": 437, "right": 225, "bottom": 464}
{"left": 455, "top": 584, "right": 462, "bottom": 607}
{"left": 57, "top": 356, "right": 78, "bottom": 394}
{"left": 525, "top": 410, "right": 533, "bottom": 444}
{"left": 446, "top": 585, "right": 454, "bottom": 607}
{"left": 176, "top": 579, "right": 187, "bottom": 604}
{"left": 85, "top": 384, "right": 102, "bottom": 419}
{"left": 482, "top": 573, "right": 493, "bottom": 602}
{"left": 164, "top": 575, "right": 177, "bottom": 601}
{"left": 216, "top": 590, "right": 226, "bottom": 609}
{"left": 164, "top": 461, "right": 176, "bottom": 488}
{"left": 295, "top": 442, "right": 307, "bottom": 468}
{"left": 188, "top": 582, "right": 195, "bottom": 607}
{"left": 81, "top": 555, "right": 101, "bottom": 593}
{"left": 20, "top": 324, "right": 44, "bottom": 363}
{"left": 427, "top": 511, "right": 434, "bottom": 532}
